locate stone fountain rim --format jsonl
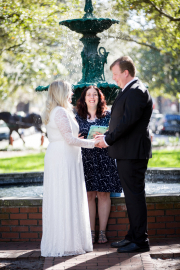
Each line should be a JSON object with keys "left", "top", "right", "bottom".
{"left": 0, "top": 194, "right": 180, "bottom": 207}
{"left": 0, "top": 167, "right": 179, "bottom": 178}
{"left": 0, "top": 168, "right": 180, "bottom": 186}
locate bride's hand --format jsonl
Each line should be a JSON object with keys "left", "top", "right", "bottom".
{"left": 94, "top": 140, "right": 99, "bottom": 145}
{"left": 78, "top": 133, "right": 84, "bottom": 139}
{"left": 94, "top": 139, "right": 102, "bottom": 148}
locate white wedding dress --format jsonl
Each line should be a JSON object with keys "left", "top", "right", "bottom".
{"left": 41, "top": 106, "right": 94, "bottom": 257}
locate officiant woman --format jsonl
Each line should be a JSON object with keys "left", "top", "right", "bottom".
{"left": 75, "top": 85, "right": 122, "bottom": 244}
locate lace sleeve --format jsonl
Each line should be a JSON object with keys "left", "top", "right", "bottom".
{"left": 54, "top": 107, "right": 95, "bottom": 149}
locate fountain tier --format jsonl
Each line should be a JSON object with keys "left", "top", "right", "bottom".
{"left": 36, "top": 0, "right": 120, "bottom": 104}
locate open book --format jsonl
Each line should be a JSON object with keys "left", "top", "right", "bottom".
{"left": 87, "top": 125, "right": 108, "bottom": 139}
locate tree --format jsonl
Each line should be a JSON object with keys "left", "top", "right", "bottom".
{"left": 130, "top": 47, "right": 180, "bottom": 97}
{"left": 111, "top": 0, "right": 180, "bottom": 58}
{"left": 0, "top": 0, "right": 82, "bottom": 107}
{"left": 97, "top": 0, "right": 180, "bottom": 99}
{"left": 1, "top": 0, "right": 180, "bottom": 109}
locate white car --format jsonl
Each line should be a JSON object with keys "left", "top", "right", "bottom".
{"left": 149, "top": 113, "right": 164, "bottom": 133}
{"left": 0, "top": 120, "right": 9, "bottom": 141}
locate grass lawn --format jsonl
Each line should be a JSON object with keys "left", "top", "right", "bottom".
{"left": 0, "top": 149, "right": 179, "bottom": 173}
{"left": 148, "top": 149, "right": 180, "bottom": 168}
{"left": 0, "top": 153, "right": 45, "bottom": 173}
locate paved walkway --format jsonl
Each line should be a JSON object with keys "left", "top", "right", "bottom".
{"left": 0, "top": 132, "right": 49, "bottom": 157}
{"left": 0, "top": 239, "right": 180, "bottom": 270}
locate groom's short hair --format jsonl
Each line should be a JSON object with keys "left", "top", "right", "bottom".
{"left": 110, "top": 56, "right": 136, "bottom": 77}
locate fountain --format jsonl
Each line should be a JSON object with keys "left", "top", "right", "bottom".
{"left": 35, "top": 0, "right": 120, "bottom": 105}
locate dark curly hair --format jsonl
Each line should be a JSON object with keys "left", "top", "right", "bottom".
{"left": 76, "top": 85, "right": 108, "bottom": 119}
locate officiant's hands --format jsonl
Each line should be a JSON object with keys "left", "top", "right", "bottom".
{"left": 93, "top": 131, "right": 102, "bottom": 138}
{"left": 95, "top": 135, "right": 108, "bottom": 148}
{"left": 78, "top": 133, "right": 84, "bottom": 139}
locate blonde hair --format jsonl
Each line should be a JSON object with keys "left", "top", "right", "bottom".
{"left": 43, "top": 80, "right": 73, "bottom": 125}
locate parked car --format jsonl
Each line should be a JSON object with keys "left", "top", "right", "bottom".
{"left": 156, "top": 114, "right": 180, "bottom": 136}
{"left": 0, "top": 120, "right": 9, "bottom": 140}
{"left": 149, "top": 113, "right": 164, "bottom": 133}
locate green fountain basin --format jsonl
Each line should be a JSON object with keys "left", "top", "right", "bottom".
{"left": 59, "top": 18, "right": 119, "bottom": 34}
{"left": 35, "top": 83, "right": 120, "bottom": 105}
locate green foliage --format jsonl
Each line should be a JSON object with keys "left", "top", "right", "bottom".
{"left": 105, "top": 0, "right": 180, "bottom": 97}
{"left": 113, "top": 0, "right": 180, "bottom": 58}
{"left": 132, "top": 47, "right": 180, "bottom": 97}
{"left": 0, "top": 0, "right": 82, "bottom": 103}
{"left": 0, "top": 0, "right": 180, "bottom": 103}
{"left": 168, "top": 136, "right": 180, "bottom": 145}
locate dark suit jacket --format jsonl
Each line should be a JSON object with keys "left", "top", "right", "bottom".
{"left": 105, "top": 79, "right": 153, "bottom": 159}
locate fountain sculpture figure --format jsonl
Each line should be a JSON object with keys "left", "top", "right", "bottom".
{"left": 36, "top": 0, "right": 120, "bottom": 104}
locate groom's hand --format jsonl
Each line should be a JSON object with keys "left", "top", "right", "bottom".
{"left": 95, "top": 135, "right": 108, "bottom": 148}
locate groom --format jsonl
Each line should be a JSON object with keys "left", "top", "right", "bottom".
{"left": 96, "top": 56, "right": 153, "bottom": 253}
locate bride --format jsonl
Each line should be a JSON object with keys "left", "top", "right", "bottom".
{"left": 41, "top": 80, "right": 99, "bottom": 257}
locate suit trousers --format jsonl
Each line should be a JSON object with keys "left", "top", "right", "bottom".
{"left": 116, "top": 159, "right": 149, "bottom": 247}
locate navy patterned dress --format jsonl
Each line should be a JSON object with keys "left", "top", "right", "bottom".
{"left": 75, "top": 111, "right": 122, "bottom": 193}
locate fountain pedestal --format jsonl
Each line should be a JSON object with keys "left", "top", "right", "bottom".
{"left": 36, "top": 0, "right": 120, "bottom": 104}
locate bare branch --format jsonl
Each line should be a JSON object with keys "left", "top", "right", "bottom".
{"left": 0, "top": 33, "right": 8, "bottom": 38}
{"left": 147, "top": 0, "right": 180, "bottom": 22}
{"left": 107, "top": 34, "right": 172, "bottom": 55}
{"left": 47, "top": 10, "right": 63, "bottom": 18}
{"left": 0, "top": 13, "right": 21, "bottom": 20}
{"left": 2, "top": 41, "right": 25, "bottom": 53}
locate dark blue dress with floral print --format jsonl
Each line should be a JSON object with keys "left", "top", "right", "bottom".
{"left": 75, "top": 111, "right": 122, "bottom": 193}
